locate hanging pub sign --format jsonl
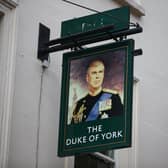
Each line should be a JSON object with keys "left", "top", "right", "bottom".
{"left": 36, "top": 5, "right": 142, "bottom": 157}
{"left": 58, "top": 39, "right": 134, "bottom": 156}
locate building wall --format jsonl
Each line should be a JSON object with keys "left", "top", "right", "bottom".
{"left": 7, "top": 0, "right": 168, "bottom": 168}
{"left": 134, "top": 1, "right": 168, "bottom": 168}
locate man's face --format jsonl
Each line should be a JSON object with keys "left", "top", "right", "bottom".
{"left": 86, "top": 61, "right": 104, "bottom": 90}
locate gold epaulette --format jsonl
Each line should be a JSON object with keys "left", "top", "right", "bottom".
{"left": 103, "top": 88, "right": 118, "bottom": 94}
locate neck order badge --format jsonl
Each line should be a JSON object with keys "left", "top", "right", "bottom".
{"left": 58, "top": 7, "right": 134, "bottom": 157}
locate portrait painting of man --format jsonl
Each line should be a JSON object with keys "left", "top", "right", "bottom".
{"left": 67, "top": 49, "right": 125, "bottom": 125}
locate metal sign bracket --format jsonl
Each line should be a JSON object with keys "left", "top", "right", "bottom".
{"left": 37, "top": 23, "right": 143, "bottom": 63}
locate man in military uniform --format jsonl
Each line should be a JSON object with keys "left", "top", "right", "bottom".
{"left": 71, "top": 60, "right": 123, "bottom": 124}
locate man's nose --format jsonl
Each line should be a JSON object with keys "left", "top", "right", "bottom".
{"left": 95, "top": 73, "right": 100, "bottom": 78}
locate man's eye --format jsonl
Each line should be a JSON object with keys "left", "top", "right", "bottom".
{"left": 92, "top": 72, "right": 97, "bottom": 75}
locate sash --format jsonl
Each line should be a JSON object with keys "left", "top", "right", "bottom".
{"left": 86, "top": 93, "right": 112, "bottom": 121}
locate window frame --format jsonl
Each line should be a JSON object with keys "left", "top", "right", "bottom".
{"left": 0, "top": 2, "right": 18, "bottom": 168}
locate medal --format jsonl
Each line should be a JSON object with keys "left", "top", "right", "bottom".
{"left": 99, "top": 99, "right": 112, "bottom": 111}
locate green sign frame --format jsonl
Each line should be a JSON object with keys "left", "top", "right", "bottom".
{"left": 58, "top": 39, "right": 134, "bottom": 157}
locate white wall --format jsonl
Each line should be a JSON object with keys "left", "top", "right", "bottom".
{"left": 7, "top": 0, "right": 168, "bottom": 168}
{"left": 134, "top": 1, "right": 168, "bottom": 168}
{"left": 8, "top": 1, "right": 65, "bottom": 167}
{"left": 7, "top": 0, "right": 119, "bottom": 168}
